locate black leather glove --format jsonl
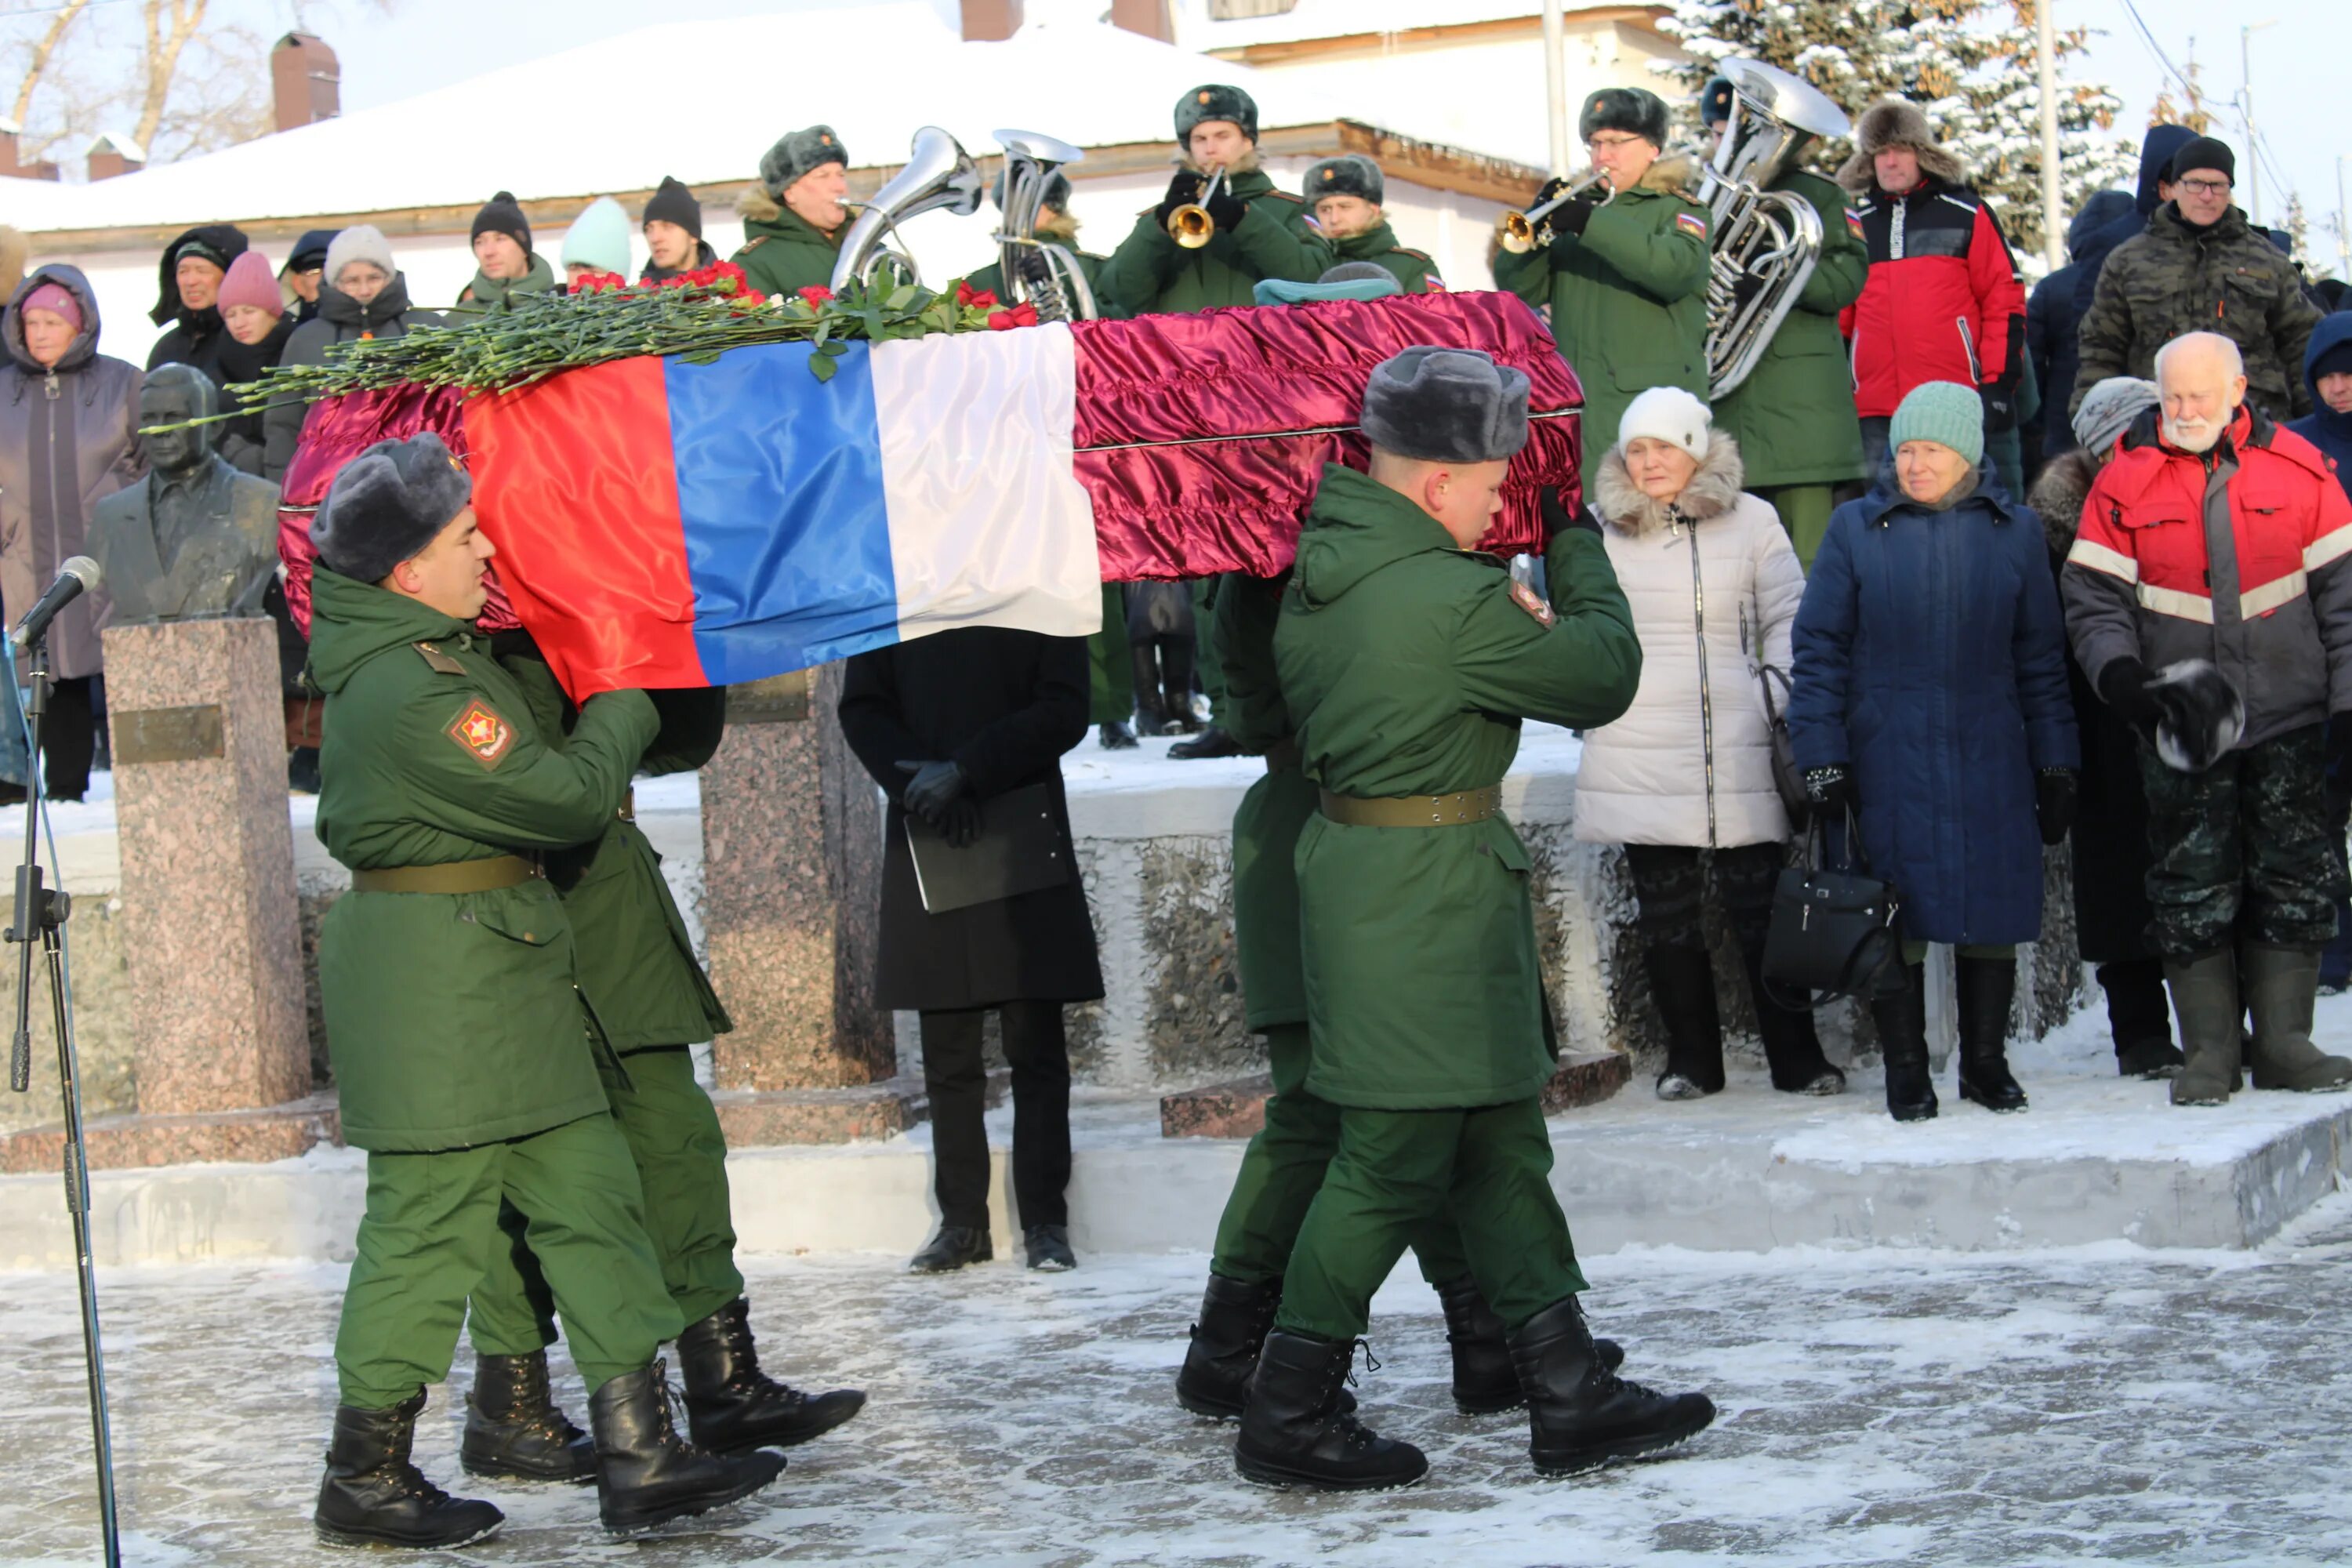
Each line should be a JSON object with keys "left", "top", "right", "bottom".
{"left": 939, "top": 795, "right": 983, "bottom": 850}
{"left": 2035, "top": 767, "right": 2078, "bottom": 846}
{"left": 1014, "top": 247, "right": 1054, "bottom": 288}
{"left": 1203, "top": 183, "right": 1247, "bottom": 234}
{"left": 1530, "top": 175, "right": 1573, "bottom": 210}
{"left": 1154, "top": 170, "right": 1203, "bottom": 230}
{"left": 2096, "top": 657, "right": 2165, "bottom": 735}
{"left": 1551, "top": 191, "right": 1602, "bottom": 240}
{"left": 1980, "top": 382, "right": 2019, "bottom": 434}
{"left": 1540, "top": 485, "right": 1600, "bottom": 542}
{"left": 1804, "top": 764, "right": 1858, "bottom": 816}
{"left": 895, "top": 759, "right": 969, "bottom": 824}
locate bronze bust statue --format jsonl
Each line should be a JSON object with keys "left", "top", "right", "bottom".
{"left": 90, "top": 363, "right": 281, "bottom": 623}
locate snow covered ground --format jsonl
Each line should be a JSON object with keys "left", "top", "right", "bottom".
{"left": 8, "top": 1196, "right": 2352, "bottom": 1566}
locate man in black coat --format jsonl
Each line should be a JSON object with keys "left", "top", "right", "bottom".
{"left": 2026, "top": 189, "right": 2134, "bottom": 467}
{"left": 145, "top": 223, "right": 252, "bottom": 385}
{"left": 837, "top": 628, "right": 1105, "bottom": 1275}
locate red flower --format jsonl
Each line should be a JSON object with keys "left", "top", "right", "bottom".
{"left": 568, "top": 270, "right": 630, "bottom": 296}
{"left": 956, "top": 280, "right": 999, "bottom": 310}
{"left": 985, "top": 302, "right": 1040, "bottom": 331}
{"left": 798, "top": 285, "right": 834, "bottom": 307}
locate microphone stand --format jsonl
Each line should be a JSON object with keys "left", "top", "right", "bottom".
{"left": 6, "top": 630, "right": 122, "bottom": 1568}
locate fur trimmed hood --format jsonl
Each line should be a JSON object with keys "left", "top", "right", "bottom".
{"left": 1594, "top": 434, "right": 1748, "bottom": 536}
{"left": 2027, "top": 446, "right": 2102, "bottom": 560}
{"left": 1628, "top": 152, "right": 1700, "bottom": 198}
{"left": 1835, "top": 100, "right": 1968, "bottom": 198}
{"left": 736, "top": 186, "right": 782, "bottom": 224}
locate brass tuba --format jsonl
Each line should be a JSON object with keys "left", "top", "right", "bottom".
{"left": 830, "top": 125, "right": 986, "bottom": 294}
{"left": 1495, "top": 169, "right": 1612, "bottom": 254}
{"left": 993, "top": 129, "right": 1099, "bottom": 321}
{"left": 1697, "top": 59, "right": 1853, "bottom": 400}
{"left": 1166, "top": 168, "right": 1229, "bottom": 249}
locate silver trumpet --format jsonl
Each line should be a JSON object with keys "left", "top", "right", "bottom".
{"left": 1496, "top": 168, "right": 1612, "bottom": 254}
{"left": 993, "top": 129, "right": 1098, "bottom": 322}
{"left": 830, "top": 125, "right": 986, "bottom": 294}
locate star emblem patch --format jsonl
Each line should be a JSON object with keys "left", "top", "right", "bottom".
{"left": 446, "top": 699, "right": 514, "bottom": 769}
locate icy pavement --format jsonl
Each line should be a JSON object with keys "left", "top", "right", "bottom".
{"left": 9, "top": 1199, "right": 2352, "bottom": 1567}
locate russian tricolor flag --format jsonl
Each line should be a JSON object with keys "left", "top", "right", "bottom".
{"left": 466, "top": 326, "right": 1103, "bottom": 699}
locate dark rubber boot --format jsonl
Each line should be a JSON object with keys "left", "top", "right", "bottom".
{"left": 315, "top": 1391, "right": 505, "bottom": 1549}
{"left": 1955, "top": 954, "right": 2028, "bottom": 1112}
{"left": 1232, "top": 1333, "right": 1428, "bottom": 1492}
{"left": 1508, "top": 1297, "right": 1715, "bottom": 1476}
{"left": 460, "top": 1349, "right": 594, "bottom": 1483}
{"left": 2165, "top": 948, "right": 2243, "bottom": 1106}
{"left": 1644, "top": 942, "right": 1725, "bottom": 1099}
{"left": 590, "top": 1359, "right": 785, "bottom": 1536}
{"left": 677, "top": 1298, "right": 866, "bottom": 1453}
{"left": 2099, "top": 958, "right": 2182, "bottom": 1078}
{"left": 1739, "top": 937, "right": 1845, "bottom": 1094}
{"left": 1870, "top": 963, "right": 1937, "bottom": 1122}
{"left": 2241, "top": 942, "right": 2352, "bottom": 1091}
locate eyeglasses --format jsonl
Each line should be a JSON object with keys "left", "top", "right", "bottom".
{"left": 1585, "top": 133, "right": 1649, "bottom": 151}
{"left": 2177, "top": 177, "right": 2232, "bottom": 197}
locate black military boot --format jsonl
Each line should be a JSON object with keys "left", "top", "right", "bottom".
{"left": 1869, "top": 963, "right": 1937, "bottom": 1122}
{"left": 1098, "top": 720, "right": 1139, "bottom": 750}
{"left": 1175, "top": 1274, "right": 1359, "bottom": 1421}
{"left": 461, "top": 1349, "right": 594, "bottom": 1483}
{"left": 315, "top": 1391, "right": 505, "bottom": 1549}
{"left": 1955, "top": 954, "right": 2028, "bottom": 1112}
{"left": 1170, "top": 724, "right": 1243, "bottom": 760}
{"left": 590, "top": 1359, "right": 786, "bottom": 1536}
{"left": 1434, "top": 1273, "right": 1627, "bottom": 1416}
{"left": 1508, "top": 1296, "right": 1715, "bottom": 1476}
{"left": 677, "top": 1298, "right": 866, "bottom": 1453}
{"left": 1232, "top": 1333, "right": 1428, "bottom": 1492}
{"left": 1645, "top": 943, "right": 1726, "bottom": 1099}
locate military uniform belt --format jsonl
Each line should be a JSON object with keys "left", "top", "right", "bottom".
{"left": 1317, "top": 786, "right": 1502, "bottom": 827}
{"left": 1264, "top": 739, "right": 1302, "bottom": 774}
{"left": 351, "top": 855, "right": 543, "bottom": 894}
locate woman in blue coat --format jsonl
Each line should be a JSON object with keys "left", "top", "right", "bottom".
{"left": 1788, "top": 382, "right": 2080, "bottom": 1123}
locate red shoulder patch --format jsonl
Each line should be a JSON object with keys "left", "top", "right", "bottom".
{"left": 1508, "top": 580, "right": 1557, "bottom": 626}
{"left": 446, "top": 699, "right": 515, "bottom": 770}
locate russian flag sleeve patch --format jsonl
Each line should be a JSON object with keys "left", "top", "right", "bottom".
{"left": 1674, "top": 211, "right": 1706, "bottom": 238}
{"left": 1846, "top": 207, "right": 1865, "bottom": 238}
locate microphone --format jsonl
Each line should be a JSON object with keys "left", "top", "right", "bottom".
{"left": 9, "top": 556, "right": 100, "bottom": 650}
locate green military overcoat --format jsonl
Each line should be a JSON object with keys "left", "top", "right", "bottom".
{"left": 1708, "top": 168, "right": 1870, "bottom": 488}
{"left": 1100, "top": 165, "right": 1333, "bottom": 314}
{"left": 731, "top": 191, "right": 844, "bottom": 298}
{"left": 1329, "top": 221, "right": 1441, "bottom": 293}
{"left": 1214, "top": 570, "right": 1316, "bottom": 1031}
{"left": 1494, "top": 155, "right": 1711, "bottom": 478}
{"left": 1275, "top": 466, "right": 1640, "bottom": 1109}
{"left": 495, "top": 641, "right": 733, "bottom": 1053}
{"left": 965, "top": 245, "right": 1119, "bottom": 318}
{"left": 309, "top": 568, "right": 655, "bottom": 1152}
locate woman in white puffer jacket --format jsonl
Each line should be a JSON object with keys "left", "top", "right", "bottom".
{"left": 1573, "top": 387, "right": 1843, "bottom": 1101}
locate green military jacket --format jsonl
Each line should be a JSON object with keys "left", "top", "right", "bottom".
{"left": 1214, "top": 570, "right": 1316, "bottom": 1031}
{"left": 2073, "top": 201, "right": 2322, "bottom": 421}
{"left": 1707, "top": 168, "right": 1869, "bottom": 488}
{"left": 964, "top": 246, "right": 1121, "bottom": 319}
{"left": 1101, "top": 165, "right": 1333, "bottom": 314}
{"left": 308, "top": 568, "right": 656, "bottom": 1152}
{"left": 1275, "top": 466, "right": 1639, "bottom": 1109}
{"left": 495, "top": 644, "right": 733, "bottom": 1053}
{"left": 731, "top": 194, "right": 845, "bottom": 299}
{"left": 1494, "top": 155, "right": 1711, "bottom": 481}
{"left": 452, "top": 253, "right": 560, "bottom": 315}
{"left": 1330, "top": 220, "right": 1440, "bottom": 293}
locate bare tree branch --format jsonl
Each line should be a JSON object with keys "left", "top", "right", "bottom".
{"left": 133, "top": 0, "right": 208, "bottom": 152}
{"left": 10, "top": 0, "right": 92, "bottom": 129}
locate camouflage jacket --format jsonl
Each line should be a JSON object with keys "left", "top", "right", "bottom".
{"left": 2072, "top": 202, "right": 2321, "bottom": 422}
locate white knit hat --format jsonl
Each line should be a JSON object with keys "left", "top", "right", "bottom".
{"left": 1617, "top": 385, "right": 1711, "bottom": 462}
{"left": 324, "top": 225, "right": 395, "bottom": 286}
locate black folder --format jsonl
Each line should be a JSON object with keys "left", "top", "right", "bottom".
{"left": 904, "top": 782, "right": 1074, "bottom": 915}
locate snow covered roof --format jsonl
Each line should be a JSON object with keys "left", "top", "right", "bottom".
{"left": 1174, "top": 0, "right": 1649, "bottom": 49}
{"left": 89, "top": 132, "right": 145, "bottom": 162}
{"left": 11, "top": 2, "right": 1529, "bottom": 241}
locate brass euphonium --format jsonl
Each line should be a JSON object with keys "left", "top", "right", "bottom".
{"left": 1496, "top": 168, "right": 1613, "bottom": 254}
{"left": 1167, "top": 168, "right": 1229, "bottom": 249}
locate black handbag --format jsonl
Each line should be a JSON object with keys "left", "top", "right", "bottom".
{"left": 1756, "top": 663, "right": 1810, "bottom": 827}
{"left": 1762, "top": 813, "right": 1901, "bottom": 1006}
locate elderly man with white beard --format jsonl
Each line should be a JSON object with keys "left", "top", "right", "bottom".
{"left": 2063, "top": 331, "right": 2352, "bottom": 1106}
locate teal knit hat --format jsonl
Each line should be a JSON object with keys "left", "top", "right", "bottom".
{"left": 1889, "top": 380, "right": 1984, "bottom": 467}
{"left": 559, "top": 196, "right": 632, "bottom": 276}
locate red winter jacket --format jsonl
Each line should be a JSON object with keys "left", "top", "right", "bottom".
{"left": 1838, "top": 176, "right": 2027, "bottom": 419}
{"left": 2061, "top": 405, "right": 2352, "bottom": 750}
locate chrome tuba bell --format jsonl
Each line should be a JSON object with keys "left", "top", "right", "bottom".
{"left": 1697, "top": 59, "right": 1852, "bottom": 401}
{"left": 831, "top": 125, "right": 986, "bottom": 294}
{"left": 993, "top": 129, "right": 1099, "bottom": 322}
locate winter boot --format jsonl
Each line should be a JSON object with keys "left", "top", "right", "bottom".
{"left": 1739, "top": 937, "right": 1846, "bottom": 1094}
{"left": 1098, "top": 720, "right": 1138, "bottom": 750}
{"left": 2241, "top": 942, "right": 2352, "bottom": 1092}
{"left": 1870, "top": 963, "right": 1937, "bottom": 1122}
{"left": 460, "top": 1349, "right": 594, "bottom": 1483}
{"left": 1644, "top": 943, "right": 1726, "bottom": 1099}
{"left": 1159, "top": 641, "right": 1203, "bottom": 735}
{"left": 1434, "top": 1273, "right": 1624, "bottom": 1414}
{"left": 314, "top": 1391, "right": 505, "bottom": 1550}
{"left": 2100, "top": 958, "right": 2183, "bottom": 1078}
{"left": 1171, "top": 724, "right": 1243, "bottom": 760}
{"left": 1130, "top": 647, "right": 1174, "bottom": 736}
{"left": 677, "top": 1298, "right": 866, "bottom": 1453}
{"left": 1955, "top": 954, "right": 2028, "bottom": 1112}
{"left": 2164, "top": 948, "right": 2244, "bottom": 1105}
{"left": 1508, "top": 1297, "right": 1715, "bottom": 1476}
{"left": 1232, "top": 1333, "right": 1428, "bottom": 1491}
{"left": 590, "top": 1359, "right": 786, "bottom": 1536}
{"left": 1177, "top": 1275, "right": 1359, "bottom": 1421}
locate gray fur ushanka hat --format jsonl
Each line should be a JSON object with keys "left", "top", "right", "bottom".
{"left": 1175, "top": 84, "right": 1258, "bottom": 143}
{"left": 1303, "top": 154, "right": 1383, "bottom": 207}
{"left": 760, "top": 125, "right": 848, "bottom": 198}
{"left": 1361, "top": 347, "right": 1531, "bottom": 464}
{"left": 310, "top": 431, "right": 474, "bottom": 583}
{"left": 1579, "top": 86, "right": 1670, "bottom": 148}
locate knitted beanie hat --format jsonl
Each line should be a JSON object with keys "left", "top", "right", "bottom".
{"left": 1617, "top": 386, "right": 1712, "bottom": 463}
{"left": 325, "top": 225, "right": 396, "bottom": 286}
{"left": 216, "top": 250, "right": 283, "bottom": 317}
{"left": 560, "top": 196, "right": 632, "bottom": 276}
{"left": 643, "top": 176, "right": 702, "bottom": 239}
{"left": 470, "top": 191, "right": 532, "bottom": 256}
{"left": 1889, "top": 381, "right": 1985, "bottom": 467}
{"left": 2071, "top": 376, "right": 2160, "bottom": 454}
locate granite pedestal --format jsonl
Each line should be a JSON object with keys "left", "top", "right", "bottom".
{"left": 0, "top": 618, "right": 316, "bottom": 1173}
{"left": 702, "top": 666, "right": 917, "bottom": 1142}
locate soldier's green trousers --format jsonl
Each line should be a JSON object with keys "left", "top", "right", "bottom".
{"left": 1090, "top": 584, "right": 1134, "bottom": 726}
{"left": 336, "top": 1111, "right": 681, "bottom": 1408}
{"left": 1273, "top": 1097, "right": 1588, "bottom": 1345}
{"left": 468, "top": 1046, "right": 746, "bottom": 1358}
{"left": 1752, "top": 483, "right": 1836, "bottom": 571}
{"left": 1210, "top": 1023, "right": 1471, "bottom": 1288}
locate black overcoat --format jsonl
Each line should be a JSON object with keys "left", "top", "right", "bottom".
{"left": 837, "top": 626, "right": 1105, "bottom": 1012}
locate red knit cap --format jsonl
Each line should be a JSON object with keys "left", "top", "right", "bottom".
{"left": 19, "top": 281, "right": 80, "bottom": 332}
{"left": 216, "top": 250, "right": 282, "bottom": 317}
